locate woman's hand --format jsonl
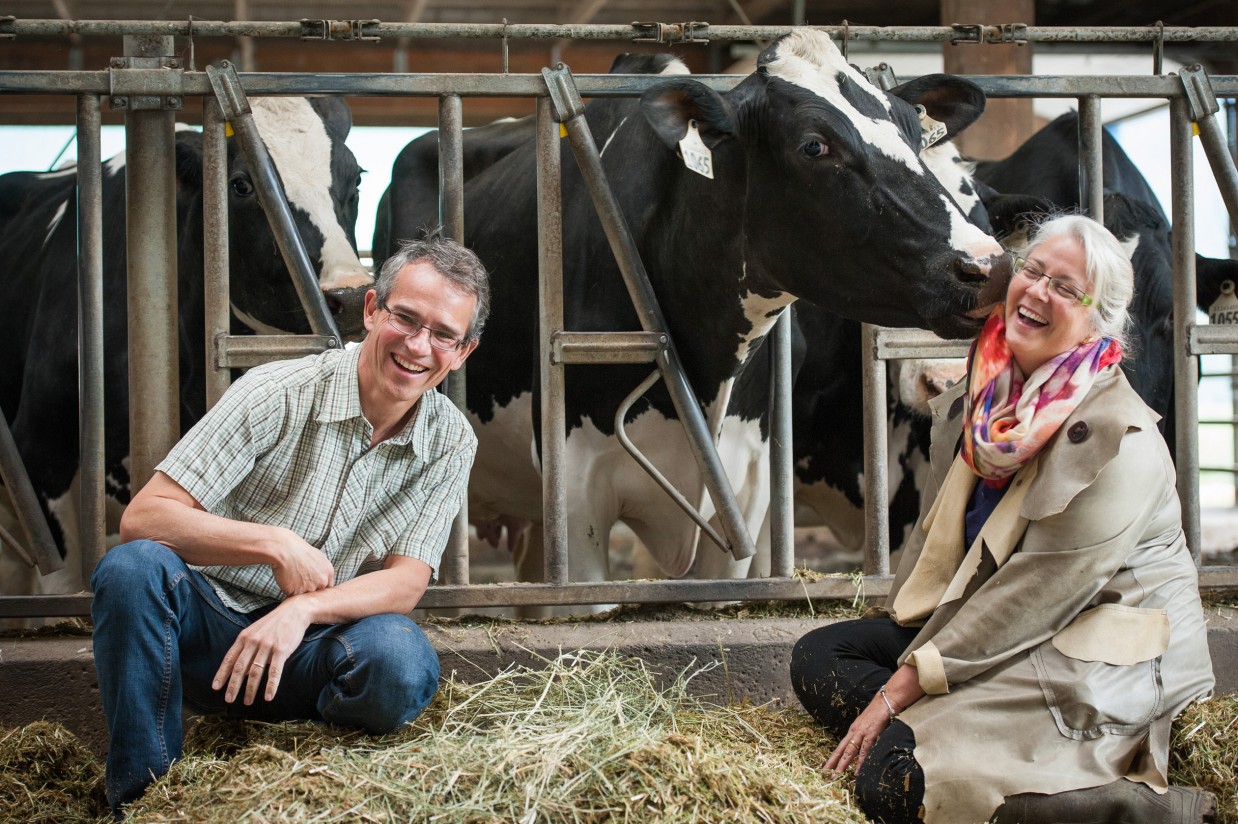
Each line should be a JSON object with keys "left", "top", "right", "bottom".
{"left": 825, "top": 694, "right": 894, "bottom": 774}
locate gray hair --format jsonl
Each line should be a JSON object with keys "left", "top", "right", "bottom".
{"left": 375, "top": 233, "right": 491, "bottom": 340}
{"left": 1024, "top": 214, "right": 1134, "bottom": 352}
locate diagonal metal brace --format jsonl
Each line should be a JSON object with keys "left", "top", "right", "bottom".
{"left": 205, "top": 61, "right": 341, "bottom": 344}
{"left": 539, "top": 62, "right": 755, "bottom": 563}
{"left": 1179, "top": 65, "right": 1238, "bottom": 234}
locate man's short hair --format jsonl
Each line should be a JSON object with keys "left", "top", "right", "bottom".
{"left": 375, "top": 232, "right": 491, "bottom": 340}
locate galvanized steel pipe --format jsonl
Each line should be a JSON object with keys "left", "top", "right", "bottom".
{"left": 861, "top": 323, "right": 890, "bottom": 576}
{"left": 1078, "top": 96, "right": 1105, "bottom": 222}
{"left": 1170, "top": 97, "right": 1202, "bottom": 562}
{"left": 124, "top": 35, "right": 180, "bottom": 494}
{"left": 536, "top": 96, "right": 569, "bottom": 584}
{"left": 438, "top": 93, "right": 470, "bottom": 586}
{"left": 202, "top": 98, "right": 231, "bottom": 410}
{"left": 76, "top": 92, "right": 105, "bottom": 577}
{"left": 768, "top": 311, "right": 795, "bottom": 578}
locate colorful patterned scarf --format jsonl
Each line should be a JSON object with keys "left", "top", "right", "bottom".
{"left": 961, "top": 305, "right": 1122, "bottom": 487}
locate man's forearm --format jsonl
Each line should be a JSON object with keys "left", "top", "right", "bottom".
{"left": 121, "top": 488, "right": 288, "bottom": 568}
{"left": 285, "top": 561, "right": 430, "bottom": 625}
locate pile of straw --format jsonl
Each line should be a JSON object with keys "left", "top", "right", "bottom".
{"left": 134, "top": 649, "right": 863, "bottom": 823}
{"left": 2, "top": 648, "right": 1235, "bottom": 823}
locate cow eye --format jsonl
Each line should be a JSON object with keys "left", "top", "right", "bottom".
{"left": 802, "top": 140, "right": 829, "bottom": 159}
{"left": 230, "top": 175, "right": 255, "bottom": 197}
{"left": 355, "top": 173, "right": 363, "bottom": 189}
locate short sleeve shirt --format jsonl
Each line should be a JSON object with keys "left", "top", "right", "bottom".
{"left": 155, "top": 345, "right": 476, "bottom": 613}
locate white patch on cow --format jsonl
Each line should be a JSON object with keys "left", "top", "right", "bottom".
{"left": 735, "top": 291, "right": 795, "bottom": 364}
{"left": 1118, "top": 233, "right": 1140, "bottom": 261}
{"left": 889, "top": 357, "right": 966, "bottom": 417}
{"left": 249, "top": 98, "right": 371, "bottom": 292}
{"left": 659, "top": 58, "right": 690, "bottom": 76}
{"left": 105, "top": 152, "right": 126, "bottom": 177}
{"left": 467, "top": 394, "right": 543, "bottom": 525}
{"left": 763, "top": 30, "right": 921, "bottom": 173}
{"left": 922, "top": 140, "right": 980, "bottom": 219}
{"left": 599, "top": 117, "right": 628, "bottom": 157}
{"left": 942, "top": 193, "right": 998, "bottom": 255}
{"left": 231, "top": 303, "right": 300, "bottom": 336}
{"left": 45, "top": 201, "right": 68, "bottom": 247}
{"left": 35, "top": 168, "right": 77, "bottom": 181}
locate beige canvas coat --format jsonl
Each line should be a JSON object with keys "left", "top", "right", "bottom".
{"left": 885, "top": 366, "right": 1215, "bottom": 824}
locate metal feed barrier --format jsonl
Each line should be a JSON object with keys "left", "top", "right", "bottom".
{"left": 1, "top": 20, "right": 1237, "bottom": 619}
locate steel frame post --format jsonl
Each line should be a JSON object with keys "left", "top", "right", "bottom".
{"left": 536, "top": 96, "right": 569, "bottom": 583}
{"left": 123, "top": 34, "right": 180, "bottom": 494}
{"left": 76, "top": 92, "right": 105, "bottom": 577}
{"left": 861, "top": 323, "right": 891, "bottom": 576}
{"left": 203, "top": 97, "right": 231, "bottom": 410}
{"left": 768, "top": 311, "right": 795, "bottom": 578}
{"left": 1078, "top": 95, "right": 1105, "bottom": 222}
{"left": 437, "top": 93, "right": 470, "bottom": 585}
{"left": 1170, "top": 96, "right": 1202, "bottom": 561}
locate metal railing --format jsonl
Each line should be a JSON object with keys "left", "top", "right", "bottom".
{"left": 2, "top": 20, "right": 1238, "bottom": 620}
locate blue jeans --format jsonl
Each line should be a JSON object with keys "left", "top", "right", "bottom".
{"left": 91, "top": 540, "right": 440, "bottom": 811}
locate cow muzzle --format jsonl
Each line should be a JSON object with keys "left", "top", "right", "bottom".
{"left": 967, "top": 251, "right": 1014, "bottom": 316}
{"left": 323, "top": 286, "right": 368, "bottom": 340}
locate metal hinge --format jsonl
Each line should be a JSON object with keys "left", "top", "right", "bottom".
{"left": 989, "top": 23, "right": 1029, "bottom": 45}
{"left": 300, "top": 19, "right": 382, "bottom": 42}
{"left": 631, "top": 21, "right": 710, "bottom": 45}
{"left": 949, "top": 23, "right": 984, "bottom": 44}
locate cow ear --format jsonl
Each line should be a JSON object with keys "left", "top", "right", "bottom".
{"left": 974, "top": 179, "right": 1053, "bottom": 242}
{"left": 174, "top": 132, "right": 204, "bottom": 191}
{"left": 641, "top": 78, "right": 736, "bottom": 150}
{"left": 890, "top": 75, "right": 986, "bottom": 139}
{"left": 308, "top": 96, "right": 353, "bottom": 141}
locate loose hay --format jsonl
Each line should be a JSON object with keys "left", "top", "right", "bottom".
{"left": 1168, "top": 694, "right": 1238, "bottom": 824}
{"left": 0, "top": 721, "right": 107, "bottom": 823}
{"left": 3, "top": 653, "right": 1235, "bottom": 823}
{"left": 125, "top": 649, "right": 864, "bottom": 823}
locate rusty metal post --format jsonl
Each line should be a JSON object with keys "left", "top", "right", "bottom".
{"left": 1078, "top": 95, "right": 1105, "bottom": 222}
{"left": 123, "top": 34, "right": 180, "bottom": 493}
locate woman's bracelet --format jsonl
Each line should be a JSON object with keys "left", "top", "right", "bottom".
{"left": 879, "top": 686, "right": 901, "bottom": 719}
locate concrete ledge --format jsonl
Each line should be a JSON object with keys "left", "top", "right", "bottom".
{"left": 4, "top": 607, "right": 1237, "bottom": 758}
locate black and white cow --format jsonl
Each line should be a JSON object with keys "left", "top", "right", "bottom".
{"left": 0, "top": 96, "right": 371, "bottom": 602}
{"left": 377, "top": 30, "right": 1009, "bottom": 591}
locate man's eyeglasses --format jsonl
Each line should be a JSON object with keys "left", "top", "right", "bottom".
{"left": 378, "top": 298, "right": 467, "bottom": 351}
{"left": 1013, "top": 256, "right": 1093, "bottom": 306}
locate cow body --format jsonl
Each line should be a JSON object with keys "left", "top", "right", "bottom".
{"left": 379, "top": 31, "right": 1008, "bottom": 594}
{"left": 0, "top": 96, "right": 371, "bottom": 605}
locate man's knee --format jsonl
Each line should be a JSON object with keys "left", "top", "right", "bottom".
{"left": 90, "top": 539, "right": 181, "bottom": 595}
{"left": 323, "top": 614, "right": 440, "bottom": 733}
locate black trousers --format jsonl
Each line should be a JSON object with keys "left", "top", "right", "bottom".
{"left": 790, "top": 618, "right": 926, "bottom": 824}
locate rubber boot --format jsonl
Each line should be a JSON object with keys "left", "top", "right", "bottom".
{"left": 991, "top": 779, "right": 1216, "bottom": 824}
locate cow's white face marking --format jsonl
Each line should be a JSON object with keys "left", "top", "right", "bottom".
{"left": 735, "top": 290, "right": 794, "bottom": 364}
{"left": 45, "top": 201, "right": 67, "bottom": 248}
{"left": 763, "top": 30, "right": 922, "bottom": 174}
{"left": 922, "top": 141, "right": 980, "bottom": 219}
{"left": 942, "top": 193, "right": 997, "bottom": 256}
{"left": 250, "top": 98, "right": 370, "bottom": 291}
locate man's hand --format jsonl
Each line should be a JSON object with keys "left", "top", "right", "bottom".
{"left": 270, "top": 527, "right": 335, "bottom": 596}
{"left": 213, "top": 600, "right": 312, "bottom": 705}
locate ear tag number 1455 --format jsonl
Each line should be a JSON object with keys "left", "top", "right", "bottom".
{"left": 678, "top": 120, "right": 714, "bottom": 180}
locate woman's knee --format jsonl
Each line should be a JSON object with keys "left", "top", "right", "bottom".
{"left": 854, "top": 724, "right": 924, "bottom": 824}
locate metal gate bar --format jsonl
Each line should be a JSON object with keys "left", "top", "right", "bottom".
{"left": 76, "top": 91, "right": 105, "bottom": 578}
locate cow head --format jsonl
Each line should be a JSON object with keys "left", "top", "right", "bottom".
{"left": 189, "top": 96, "right": 371, "bottom": 339}
{"left": 640, "top": 30, "right": 1011, "bottom": 341}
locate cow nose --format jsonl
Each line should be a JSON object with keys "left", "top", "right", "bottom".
{"left": 973, "top": 251, "right": 1014, "bottom": 309}
{"left": 323, "top": 286, "right": 368, "bottom": 341}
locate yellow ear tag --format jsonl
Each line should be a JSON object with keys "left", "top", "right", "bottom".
{"left": 1192, "top": 122, "right": 1200, "bottom": 137}
{"left": 224, "top": 122, "right": 235, "bottom": 137}
{"left": 559, "top": 123, "right": 568, "bottom": 139}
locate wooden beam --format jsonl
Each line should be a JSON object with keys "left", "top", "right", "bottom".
{"left": 941, "top": 0, "right": 1035, "bottom": 160}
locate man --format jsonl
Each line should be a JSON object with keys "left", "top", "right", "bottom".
{"left": 90, "top": 235, "right": 489, "bottom": 812}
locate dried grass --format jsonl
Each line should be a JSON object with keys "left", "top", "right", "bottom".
{"left": 1, "top": 651, "right": 1234, "bottom": 823}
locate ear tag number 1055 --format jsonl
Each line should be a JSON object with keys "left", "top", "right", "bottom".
{"left": 678, "top": 120, "right": 714, "bottom": 179}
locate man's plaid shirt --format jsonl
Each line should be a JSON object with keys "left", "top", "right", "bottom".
{"left": 156, "top": 345, "right": 476, "bottom": 613}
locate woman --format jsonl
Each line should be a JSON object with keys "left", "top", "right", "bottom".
{"left": 790, "top": 215, "right": 1215, "bottom": 824}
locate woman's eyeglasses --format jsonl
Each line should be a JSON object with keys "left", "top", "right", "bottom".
{"left": 1013, "top": 256, "right": 1093, "bottom": 306}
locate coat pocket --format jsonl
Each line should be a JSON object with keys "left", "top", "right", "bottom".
{"left": 1031, "top": 605, "right": 1169, "bottom": 740}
